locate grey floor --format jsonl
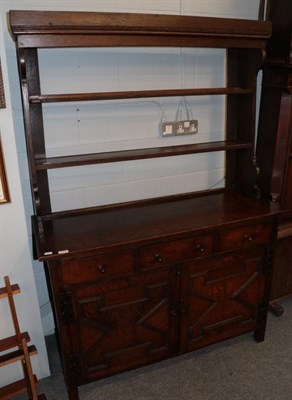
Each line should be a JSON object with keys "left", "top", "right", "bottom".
{"left": 37, "top": 298, "right": 292, "bottom": 400}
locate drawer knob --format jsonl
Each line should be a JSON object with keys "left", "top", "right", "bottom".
{"left": 97, "top": 265, "right": 106, "bottom": 273}
{"left": 244, "top": 235, "right": 254, "bottom": 242}
{"left": 154, "top": 254, "right": 163, "bottom": 263}
{"left": 196, "top": 244, "right": 205, "bottom": 253}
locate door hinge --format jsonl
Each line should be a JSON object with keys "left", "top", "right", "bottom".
{"left": 59, "top": 289, "right": 74, "bottom": 324}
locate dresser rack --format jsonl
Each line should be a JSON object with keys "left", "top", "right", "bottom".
{"left": 9, "top": 10, "right": 279, "bottom": 400}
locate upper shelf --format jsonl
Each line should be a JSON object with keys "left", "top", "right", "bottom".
{"left": 29, "top": 87, "right": 252, "bottom": 104}
{"left": 9, "top": 10, "right": 271, "bottom": 49}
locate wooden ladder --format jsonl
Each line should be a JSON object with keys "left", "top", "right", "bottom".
{"left": 0, "top": 276, "right": 46, "bottom": 399}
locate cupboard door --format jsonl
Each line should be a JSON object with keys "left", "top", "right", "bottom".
{"left": 65, "top": 266, "right": 178, "bottom": 383}
{"left": 179, "top": 247, "right": 267, "bottom": 353}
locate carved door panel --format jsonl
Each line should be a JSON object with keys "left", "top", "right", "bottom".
{"left": 67, "top": 266, "right": 178, "bottom": 383}
{"left": 179, "top": 247, "right": 266, "bottom": 353}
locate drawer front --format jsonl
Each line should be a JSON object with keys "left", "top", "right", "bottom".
{"left": 139, "top": 235, "right": 214, "bottom": 270}
{"left": 219, "top": 223, "right": 272, "bottom": 252}
{"left": 61, "top": 251, "right": 135, "bottom": 284}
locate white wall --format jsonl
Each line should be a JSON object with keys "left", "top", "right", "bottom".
{"left": 41, "top": 46, "right": 226, "bottom": 211}
{"left": 0, "top": 0, "right": 260, "bottom": 385}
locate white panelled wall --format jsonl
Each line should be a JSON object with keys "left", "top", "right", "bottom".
{"left": 42, "top": 46, "right": 226, "bottom": 211}
{"left": 0, "top": 0, "right": 261, "bottom": 383}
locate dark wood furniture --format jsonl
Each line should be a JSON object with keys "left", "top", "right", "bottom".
{"left": 256, "top": 0, "right": 292, "bottom": 309}
{"left": 9, "top": 10, "right": 279, "bottom": 400}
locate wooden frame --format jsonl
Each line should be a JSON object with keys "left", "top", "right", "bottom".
{"left": 0, "top": 140, "right": 10, "bottom": 204}
{"left": 0, "top": 60, "right": 5, "bottom": 109}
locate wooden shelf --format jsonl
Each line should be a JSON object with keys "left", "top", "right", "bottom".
{"left": 0, "top": 345, "right": 37, "bottom": 367}
{"left": 0, "top": 277, "right": 46, "bottom": 400}
{"left": 0, "top": 332, "right": 30, "bottom": 352}
{"left": 29, "top": 87, "right": 252, "bottom": 104}
{"left": 277, "top": 221, "right": 292, "bottom": 240}
{"left": 35, "top": 141, "right": 251, "bottom": 170}
{"left": 0, "top": 375, "right": 38, "bottom": 400}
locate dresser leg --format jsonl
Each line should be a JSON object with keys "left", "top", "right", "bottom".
{"left": 254, "top": 301, "right": 269, "bottom": 342}
{"left": 254, "top": 327, "right": 265, "bottom": 343}
{"left": 66, "top": 384, "right": 79, "bottom": 400}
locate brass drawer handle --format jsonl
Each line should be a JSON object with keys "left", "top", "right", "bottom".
{"left": 97, "top": 265, "right": 106, "bottom": 273}
{"left": 196, "top": 244, "right": 205, "bottom": 253}
{"left": 154, "top": 254, "right": 163, "bottom": 263}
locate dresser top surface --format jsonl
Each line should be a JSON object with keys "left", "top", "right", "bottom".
{"left": 33, "top": 191, "right": 280, "bottom": 261}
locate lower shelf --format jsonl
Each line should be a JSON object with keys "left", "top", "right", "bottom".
{"left": 0, "top": 332, "right": 30, "bottom": 352}
{"left": 0, "top": 375, "right": 38, "bottom": 399}
{"left": 0, "top": 345, "right": 37, "bottom": 367}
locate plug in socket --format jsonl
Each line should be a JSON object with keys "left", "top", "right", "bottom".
{"left": 175, "top": 120, "right": 198, "bottom": 135}
{"left": 161, "top": 121, "right": 176, "bottom": 136}
{"left": 161, "top": 120, "right": 198, "bottom": 137}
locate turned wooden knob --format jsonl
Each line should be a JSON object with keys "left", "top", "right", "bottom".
{"left": 196, "top": 244, "right": 205, "bottom": 253}
{"left": 97, "top": 265, "right": 106, "bottom": 273}
{"left": 154, "top": 254, "right": 163, "bottom": 263}
{"left": 244, "top": 235, "right": 254, "bottom": 242}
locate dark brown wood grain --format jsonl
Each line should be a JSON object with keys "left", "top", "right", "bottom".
{"left": 9, "top": 10, "right": 271, "bottom": 42}
{"left": 256, "top": 0, "right": 292, "bottom": 304}
{"left": 9, "top": 11, "right": 271, "bottom": 49}
{"left": 29, "top": 87, "right": 251, "bottom": 104}
{"left": 32, "top": 191, "right": 279, "bottom": 262}
{"left": 35, "top": 141, "right": 251, "bottom": 170}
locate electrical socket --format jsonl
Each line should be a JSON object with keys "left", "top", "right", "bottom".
{"left": 161, "top": 121, "right": 176, "bottom": 136}
{"left": 175, "top": 120, "right": 198, "bottom": 135}
{"left": 161, "top": 120, "right": 198, "bottom": 137}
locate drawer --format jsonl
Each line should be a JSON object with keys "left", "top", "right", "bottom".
{"left": 139, "top": 235, "right": 214, "bottom": 270}
{"left": 61, "top": 251, "right": 135, "bottom": 284}
{"left": 218, "top": 223, "right": 272, "bottom": 252}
